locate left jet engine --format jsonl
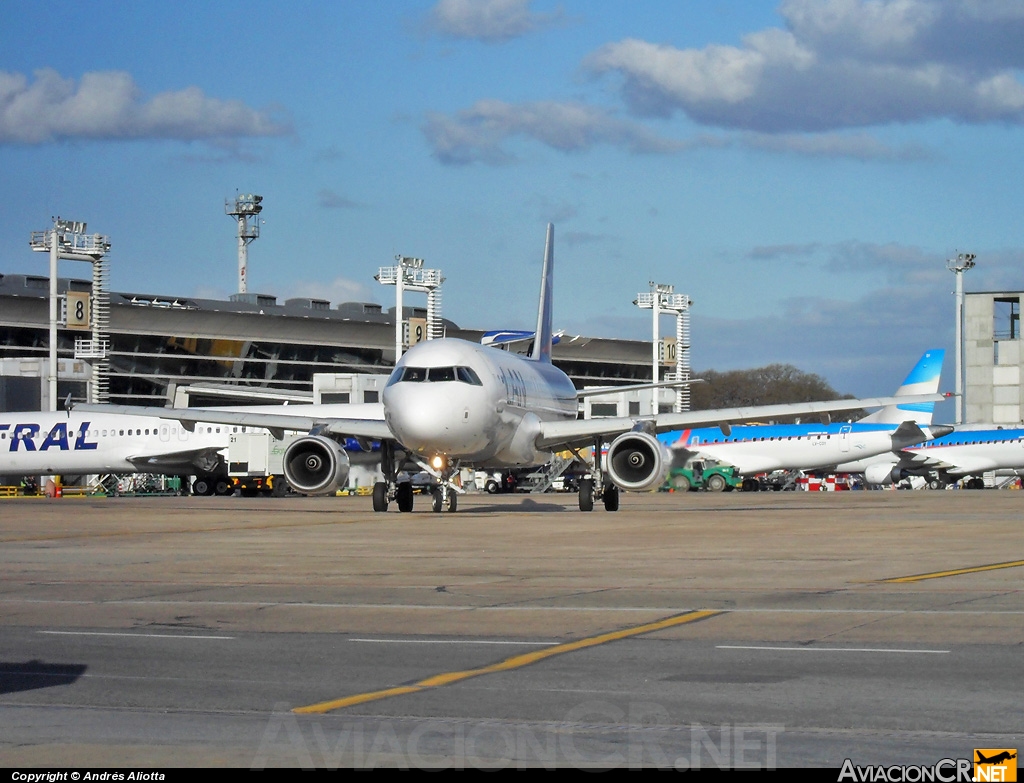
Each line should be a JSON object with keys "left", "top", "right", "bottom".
{"left": 605, "top": 431, "right": 672, "bottom": 492}
{"left": 283, "top": 435, "right": 351, "bottom": 495}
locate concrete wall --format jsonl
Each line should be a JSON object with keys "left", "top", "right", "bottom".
{"left": 965, "top": 292, "right": 1023, "bottom": 425}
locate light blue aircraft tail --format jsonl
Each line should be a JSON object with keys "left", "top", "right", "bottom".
{"left": 530, "top": 223, "right": 555, "bottom": 364}
{"left": 859, "top": 349, "right": 944, "bottom": 424}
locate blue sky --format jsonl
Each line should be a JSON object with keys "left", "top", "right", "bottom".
{"left": 3, "top": 1, "right": 1024, "bottom": 415}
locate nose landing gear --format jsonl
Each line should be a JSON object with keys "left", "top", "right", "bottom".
{"left": 372, "top": 442, "right": 464, "bottom": 513}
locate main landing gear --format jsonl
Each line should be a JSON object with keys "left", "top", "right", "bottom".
{"left": 575, "top": 438, "right": 620, "bottom": 512}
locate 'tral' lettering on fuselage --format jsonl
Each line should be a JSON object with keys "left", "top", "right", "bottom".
{"left": 0, "top": 422, "right": 98, "bottom": 452}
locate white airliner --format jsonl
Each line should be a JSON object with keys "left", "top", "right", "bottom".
{"left": 77, "top": 224, "right": 944, "bottom": 512}
{"left": 659, "top": 350, "right": 952, "bottom": 481}
{"left": 0, "top": 404, "right": 381, "bottom": 495}
{"left": 838, "top": 425, "right": 1024, "bottom": 489}
{"left": 0, "top": 410, "right": 230, "bottom": 492}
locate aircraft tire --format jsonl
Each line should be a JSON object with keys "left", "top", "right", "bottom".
{"left": 928, "top": 479, "right": 945, "bottom": 491}
{"left": 372, "top": 481, "right": 389, "bottom": 512}
{"left": 602, "top": 485, "right": 619, "bottom": 512}
{"left": 431, "top": 489, "right": 444, "bottom": 513}
{"left": 578, "top": 479, "right": 594, "bottom": 512}
{"left": 447, "top": 492, "right": 457, "bottom": 512}
{"left": 397, "top": 482, "right": 414, "bottom": 513}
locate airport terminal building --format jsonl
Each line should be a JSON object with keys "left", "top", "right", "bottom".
{"left": 0, "top": 272, "right": 657, "bottom": 410}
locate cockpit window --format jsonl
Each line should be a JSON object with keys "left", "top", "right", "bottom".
{"left": 388, "top": 365, "right": 484, "bottom": 385}
{"left": 457, "top": 366, "right": 482, "bottom": 385}
{"left": 403, "top": 367, "right": 427, "bottom": 382}
{"left": 429, "top": 366, "right": 456, "bottom": 382}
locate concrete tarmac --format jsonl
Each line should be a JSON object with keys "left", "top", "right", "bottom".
{"left": 0, "top": 490, "right": 1021, "bottom": 768}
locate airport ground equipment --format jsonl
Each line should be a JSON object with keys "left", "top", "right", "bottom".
{"left": 226, "top": 431, "right": 295, "bottom": 496}
{"left": 667, "top": 459, "right": 741, "bottom": 492}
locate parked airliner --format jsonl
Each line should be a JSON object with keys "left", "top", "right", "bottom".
{"left": 0, "top": 410, "right": 229, "bottom": 492}
{"left": 78, "top": 224, "right": 943, "bottom": 512}
{"left": 838, "top": 425, "right": 1024, "bottom": 489}
{"left": 659, "top": 350, "right": 951, "bottom": 483}
{"left": 0, "top": 403, "right": 381, "bottom": 495}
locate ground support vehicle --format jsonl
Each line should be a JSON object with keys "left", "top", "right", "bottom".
{"left": 667, "top": 460, "right": 742, "bottom": 492}
{"left": 225, "top": 432, "right": 295, "bottom": 497}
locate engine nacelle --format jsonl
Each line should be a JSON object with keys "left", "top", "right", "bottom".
{"left": 283, "top": 435, "right": 351, "bottom": 495}
{"left": 606, "top": 431, "right": 672, "bottom": 492}
{"left": 864, "top": 462, "right": 906, "bottom": 485}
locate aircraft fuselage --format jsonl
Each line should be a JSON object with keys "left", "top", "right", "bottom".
{"left": 666, "top": 422, "right": 926, "bottom": 476}
{"left": 0, "top": 411, "right": 228, "bottom": 475}
{"left": 382, "top": 338, "right": 577, "bottom": 467}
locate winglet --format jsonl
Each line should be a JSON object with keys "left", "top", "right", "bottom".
{"left": 531, "top": 223, "right": 554, "bottom": 363}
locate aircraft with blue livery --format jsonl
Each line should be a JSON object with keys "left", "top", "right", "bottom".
{"left": 845, "top": 425, "right": 1024, "bottom": 489}
{"left": 659, "top": 350, "right": 950, "bottom": 486}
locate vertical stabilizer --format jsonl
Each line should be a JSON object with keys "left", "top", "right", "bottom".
{"left": 531, "top": 223, "right": 555, "bottom": 363}
{"left": 859, "top": 349, "right": 945, "bottom": 424}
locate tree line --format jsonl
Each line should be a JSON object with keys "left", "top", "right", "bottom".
{"left": 689, "top": 363, "right": 861, "bottom": 420}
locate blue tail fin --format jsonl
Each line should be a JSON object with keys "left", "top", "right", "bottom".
{"left": 859, "top": 349, "right": 945, "bottom": 424}
{"left": 531, "top": 223, "right": 554, "bottom": 363}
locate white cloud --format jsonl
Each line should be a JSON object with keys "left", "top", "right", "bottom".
{"left": 427, "top": 0, "right": 562, "bottom": 42}
{"left": 586, "top": 0, "right": 1024, "bottom": 132}
{"left": 422, "top": 99, "right": 684, "bottom": 164}
{"left": 0, "top": 69, "right": 290, "bottom": 145}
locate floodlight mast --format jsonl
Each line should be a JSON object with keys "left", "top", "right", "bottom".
{"left": 634, "top": 282, "right": 692, "bottom": 415}
{"left": 947, "top": 252, "right": 976, "bottom": 425}
{"left": 226, "top": 194, "right": 263, "bottom": 294}
{"left": 375, "top": 256, "right": 445, "bottom": 364}
{"left": 29, "top": 218, "right": 111, "bottom": 410}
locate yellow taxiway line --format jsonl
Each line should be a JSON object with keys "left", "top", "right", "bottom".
{"left": 879, "top": 559, "right": 1024, "bottom": 583}
{"left": 293, "top": 609, "right": 722, "bottom": 715}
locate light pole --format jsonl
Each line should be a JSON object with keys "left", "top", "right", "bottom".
{"left": 947, "top": 252, "right": 976, "bottom": 425}
{"left": 225, "top": 194, "right": 263, "bottom": 295}
{"left": 375, "top": 256, "right": 444, "bottom": 364}
{"left": 29, "top": 218, "right": 111, "bottom": 409}
{"left": 634, "top": 282, "right": 692, "bottom": 415}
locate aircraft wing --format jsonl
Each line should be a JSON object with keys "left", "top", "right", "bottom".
{"left": 901, "top": 453, "right": 987, "bottom": 476}
{"left": 534, "top": 393, "right": 946, "bottom": 451}
{"left": 127, "top": 446, "right": 225, "bottom": 474}
{"left": 74, "top": 404, "right": 393, "bottom": 441}
{"left": 576, "top": 378, "right": 702, "bottom": 399}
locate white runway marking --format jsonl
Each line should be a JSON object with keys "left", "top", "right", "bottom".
{"left": 717, "top": 645, "right": 949, "bottom": 654}
{"left": 349, "top": 638, "right": 557, "bottom": 646}
{"left": 40, "top": 630, "right": 235, "bottom": 640}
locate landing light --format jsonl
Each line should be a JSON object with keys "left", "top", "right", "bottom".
{"left": 431, "top": 455, "right": 446, "bottom": 471}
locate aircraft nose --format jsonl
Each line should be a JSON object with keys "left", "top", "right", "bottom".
{"left": 386, "top": 395, "right": 448, "bottom": 451}
{"left": 383, "top": 385, "right": 487, "bottom": 455}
